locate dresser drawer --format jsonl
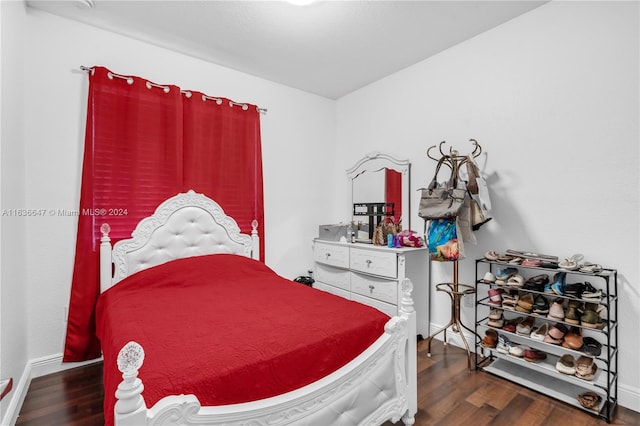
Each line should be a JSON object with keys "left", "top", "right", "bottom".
{"left": 350, "top": 272, "right": 398, "bottom": 305}
{"left": 314, "top": 263, "right": 350, "bottom": 291}
{"left": 314, "top": 281, "right": 351, "bottom": 300}
{"left": 351, "top": 293, "right": 397, "bottom": 318}
{"left": 313, "top": 242, "right": 349, "bottom": 269}
{"left": 350, "top": 248, "right": 397, "bottom": 278}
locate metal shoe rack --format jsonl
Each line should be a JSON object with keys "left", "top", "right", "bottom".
{"left": 474, "top": 259, "right": 618, "bottom": 423}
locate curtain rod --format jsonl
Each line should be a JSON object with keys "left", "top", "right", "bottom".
{"left": 80, "top": 66, "right": 267, "bottom": 115}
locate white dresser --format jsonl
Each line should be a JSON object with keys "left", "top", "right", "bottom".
{"left": 312, "top": 239, "right": 430, "bottom": 338}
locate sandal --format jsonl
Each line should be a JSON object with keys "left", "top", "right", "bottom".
{"left": 484, "top": 251, "right": 499, "bottom": 261}
{"left": 578, "top": 391, "right": 602, "bottom": 410}
{"left": 582, "top": 337, "right": 602, "bottom": 356}
{"left": 579, "top": 263, "right": 603, "bottom": 274}
{"left": 559, "top": 254, "right": 584, "bottom": 271}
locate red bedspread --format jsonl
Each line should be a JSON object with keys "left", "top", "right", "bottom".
{"left": 96, "top": 254, "right": 390, "bottom": 425}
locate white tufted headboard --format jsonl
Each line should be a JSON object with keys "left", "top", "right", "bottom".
{"left": 99, "top": 190, "right": 259, "bottom": 292}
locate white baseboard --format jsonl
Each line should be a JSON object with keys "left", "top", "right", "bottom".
{"left": 1, "top": 362, "right": 31, "bottom": 426}
{"left": 427, "top": 322, "right": 640, "bottom": 414}
{"left": 0, "top": 354, "right": 101, "bottom": 426}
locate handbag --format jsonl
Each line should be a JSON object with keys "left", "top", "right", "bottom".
{"left": 418, "top": 157, "right": 467, "bottom": 220}
{"left": 427, "top": 219, "right": 464, "bottom": 261}
{"left": 465, "top": 155, "right": 492, "bottom": 230}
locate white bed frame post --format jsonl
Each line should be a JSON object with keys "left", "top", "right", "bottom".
{"left": 251, "top": 219, "right": 259, "bottom": 260}
{"left": 114, "top": 342, "right": 148, "bottom": 426}
{"left": 400, "top": 278, "right": 417, "bottom": 425}
{"left": 100, "top": 224, "right": 112, "bottom": 293}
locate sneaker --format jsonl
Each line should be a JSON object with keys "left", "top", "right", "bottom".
{"left": 496, "top": 334, "right": 511, "bottom": 354}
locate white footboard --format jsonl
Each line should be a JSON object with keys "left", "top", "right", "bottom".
{"left": 114, "top": 279, "right": 417, "bottom": 426}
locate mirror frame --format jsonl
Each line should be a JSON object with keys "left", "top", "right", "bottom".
{"left": 346, "top": 151, "right": 411, "bottom": 231}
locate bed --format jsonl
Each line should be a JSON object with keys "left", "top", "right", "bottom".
{"left": 97, "top": 190, "right": 417, "bottom": 425}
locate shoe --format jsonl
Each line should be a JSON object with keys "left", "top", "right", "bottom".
{"left": 578, "top": 391, "right": 603, "bottom": 410}
{"left": 562, "top": 326, "right": 583, "bottom": 350}
{"left": 579, "top": 263, "right": 603, "bottom": 274}
{"left": 488, "top": 288, "right": 504, "bottom": 306}
{"left": 565, "top": 300, "right": 583, "bottom": 324}
{"left": 550, "top": 272, "right": 566, "bottom": 295}
{"left": 582, "top": 337, "right": 602, "bottom": 357}
{"left": 489, "top": 308, "right": 503, "bottom": 320}
{"left": 581, "top": 282, "right": 603, "bottom": 300}
{"left": 502, "top": 317, "right": 523, "bottom": 333}
{"left": 521, "top": 258, "right": 542, "bottom": 267}
{"left": 481, "top": 329, "right": 498, "bottom": 348}
{"left": 515, "top": 293, "right": 534, "bottom": 313}
{"left": 559, "top": 254, "right": 584, "bottom": 270}
{"left": 496, "top": 334, "right": 511, "bottom": 354}
{"left": 544, "top": 323, "right": 568, "bottom": 345}
{"left": 516, "top": 317, "right": 535, "bottom": 335}
{"left": 524, "top": 348, "right": 547, "bottom": 362}
{"left": 532, "top": 295, "right": 550, "bottom": 315}
{"left": 564, "top": 282, "right": 585, "bottom": 298}
{"left": 547, "top": 298, "right": 565, "bottom": 321}
{"left": 484, "top": 251, "right": 499, "bottom": 261}
{"left": 575, "top": 355, "right": 597, "bottom": 381}
{"left": 508, "top": 344, "right": 524, "bottom": 357}
{"left": 482, "top": 271, "right": 497, "bottom": 283}
{"left": 581, "top": 309, "right": 604, "bottom": 330}
{"left": 487, "top": 309, "right": 504, "bottom": 328}
{"left": 530, "top": 323, "right": 548, "bottom": 341}
{"left": 556, "top": 354, "right": 577, "bottom": 375}
{"left": 506, "top": 275, "right": 524, "bottom": 288}
{"left": 495, "top": 267, "right": 518, "bottom": 281}
{"left": 501, "top": 290, "right": 519, "bottom": 310}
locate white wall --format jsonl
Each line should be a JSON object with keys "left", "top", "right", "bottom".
{"left": 0, "top": 1, "right": 29, "bottom": 421}
{"left": 336, "top": 0, "right": 639, "bottom": 411}
{"left": 1, "top": 6, "right": 336, "bottom": 421}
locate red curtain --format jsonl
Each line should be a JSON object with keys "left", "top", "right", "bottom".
{"left": 385, "top": 168, "right": 402, "bottom": 226}
{"left": 64, "top": 68, "right": 263, "bottom": 362}
{"left": 182, "top": 92, "right": 264, "bottom": 260}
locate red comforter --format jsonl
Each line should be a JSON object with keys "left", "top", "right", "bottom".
{"left": 96, "top": 254, "right": 390, "bottom": 425}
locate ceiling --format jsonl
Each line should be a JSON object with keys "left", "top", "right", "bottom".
{"left": 26, "top": 0, "right": 547, "bottom": 99}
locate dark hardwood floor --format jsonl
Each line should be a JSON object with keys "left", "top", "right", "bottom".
{"left": 16, "top": 339, "right": 640, "bottom": 425}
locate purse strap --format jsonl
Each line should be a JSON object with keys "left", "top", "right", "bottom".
{"left": 428, "top": 156, "right": 456, "bottom": 190}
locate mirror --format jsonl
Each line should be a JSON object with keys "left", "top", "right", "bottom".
{"left": 347, "top": 152, "right": 410, "bottom": 242}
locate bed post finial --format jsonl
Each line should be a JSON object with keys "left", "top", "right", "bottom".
{"left": 251, "top": 219, "right": 260, "bottom": 261}
{"left": 115, "top": 342, "right": 148, "bottom": 424}
{"left": 100, "top": 224, "right": 113, "bottom": 293}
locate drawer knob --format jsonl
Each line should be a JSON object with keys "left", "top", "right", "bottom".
{"left": 366, "top": 259, "right": 372, "bottom": 267}
{"left": 369, "top": 284, "right": 375, "bottom": 293}
{"left": 326, "top": 253, "right": 331, "bottom": 258}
